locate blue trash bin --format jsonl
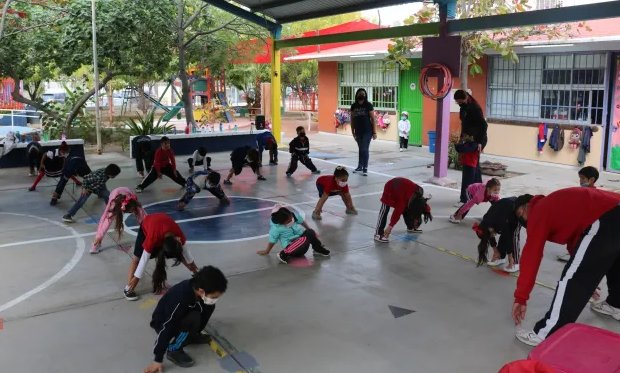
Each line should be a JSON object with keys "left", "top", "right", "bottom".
{"left": 428, "top": 131, "right": 436, "bottom": 153}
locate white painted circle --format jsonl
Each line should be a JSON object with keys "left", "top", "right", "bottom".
{"left": 0, "top": 213, "right": 85, "bottom": 313}
{"left": 409, "top": 83, "right": 417, "bottom": 91}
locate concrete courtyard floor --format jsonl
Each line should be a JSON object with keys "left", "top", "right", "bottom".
{"left": 1, "top": 131, "right": 620, "bottom": 373}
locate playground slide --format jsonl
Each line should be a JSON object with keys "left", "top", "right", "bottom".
{"left": 162, "top": 102, "right": 184, "bottom": 122}
{"left": 216, "top": 92, "right": 233, "bottom": 123}
{"left": 142, "top": 92, "right": 171, "bottom": 113}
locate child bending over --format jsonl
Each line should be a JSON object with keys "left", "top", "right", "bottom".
{"left": 178, "top": 170, "right": 230, "bottom": 211}
{"left": 449, "top": 178, "right": 501, "bottom": 224}
{"left": 256, "top": 130, "right": 278, "bottom": 166}
{"left": 62, "top": 164, "right": 121, "bottom": 223}
{"left": 188, "top": 146, "right": 211, "bottom": 173}
{"left": 223, "top": 146, "right": 265, "bottom": 184}
{"left": 312, "top": 166, "right": 356, "bottom": 220}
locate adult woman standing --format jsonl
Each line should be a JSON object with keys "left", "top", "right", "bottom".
{"left": 350, "top": 88, "right": 377, "bottom": 176}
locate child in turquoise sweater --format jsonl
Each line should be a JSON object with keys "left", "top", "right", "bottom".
{"left": 257, "top": 205, "right": 330, "bottom": 264}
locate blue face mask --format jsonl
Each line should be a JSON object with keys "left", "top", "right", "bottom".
{"left": 401, "top": 116, "right": 407, "bottom": 121}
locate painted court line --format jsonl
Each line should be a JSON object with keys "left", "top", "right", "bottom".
{"left": 0, "top": 232, "right": 95, "bottom": 248}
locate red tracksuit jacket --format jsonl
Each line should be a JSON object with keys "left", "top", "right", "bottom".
{"left": 152, "top": 148, "right": 177, "bottom": 174}
{"left": 515, "top": 187, "right": 620, "bottom": 305}
{"left": 381, "top": 177, "right": 424, "bottom": 227}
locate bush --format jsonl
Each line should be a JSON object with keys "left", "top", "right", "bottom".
{"left": 122, "top": 109, "right": 173, "bottom": 136}
{"left": 448, "top": 132, "right": 463, "bottom": 170}
{"left": 41, "top": 85, "right": 93, "bottom": 139}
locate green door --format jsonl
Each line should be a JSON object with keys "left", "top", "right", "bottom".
{"left": 398, "top": 59, "right": 423, "bottom": 146}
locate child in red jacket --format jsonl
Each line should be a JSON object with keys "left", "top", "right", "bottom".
{"left": 374, "top": 177, "right": 432, "bottom": 243}
{"left": 136, "top": 136, "right": 186, "bottom": 193}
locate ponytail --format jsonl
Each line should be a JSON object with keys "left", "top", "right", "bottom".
{"left": 152, "top": 236, "right": 183, "bottom": 293}
{"left": 110, "top": 194, "right": 141, "bottom": 240}
{"left": 152, "top": 252, "right": 168, "bottom": 294}
{"left": 474, "top": 223, "right": 497, "bottom": 267}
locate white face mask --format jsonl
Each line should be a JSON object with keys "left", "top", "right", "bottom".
{"left": 285, "top": 220, "right": 295, "bottom": 228}
{"left": 490, "top": 192, "right": 500, "bottom": 198}
{"left": 202, "top": 295, "right": 218, "bottom": 305}
{"left": 337, "top": 180, "right": 348, "bottom": 187}
{"left": 580, "top": 183, "right": 590, "bottom": 187}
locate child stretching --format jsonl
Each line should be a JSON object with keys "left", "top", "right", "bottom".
{"left": 187, "top": 146, "right": 211, "bottom": 173}
{"left": 286, "top": 126, "right": 320, "bottom": 177}
{"left": 312, "top": 166, "right": 356, "bottom": 220}
{"left": 455, "top": 134, "right": 480, "bottom": 207}
{"left": 449, "top": 178, "right": 501, "bottom": 224}
{"left": 91, "top": 187, "right": 147, "bottom": 254}
{"left": 223, "top": 145, "right": 265, "bottom": 185}
{"left": 257, "top": 205, "right": 330, "bottom": 264}
{"left": 178, "top": 170, "right": 230, "bottom": 211}
{"left": 62, "top": 164, "right": 121, "bottom": 223}
{"left": 136, "top": 136, "right": 186, "bottom": 193}
{"left": 124, "top": 212, "right": 199, "bottom": 301}
{"left": 51, "top": 155, "right": 91, "bottom": 206}
{"left": 26, "top": 133, "right": 42, "bottom": 176}
{"left": 28, "top": 141, "right": 72, "bottom": 191}
{"left": 256, "top": 130, "right": 278, "bottom": 166}
{"left": 398, "top": 111, "right": 410, "bottom": 152}
{"left": 558, "top": 166, "right": 600, "bottom": 262}
{"left": 134, "top": 135, "right": 153, "bottom": 178}
{"left": 473, "top": 196, "right": 521, "bottom": 272}
{"left": 374, "top": 177, "right": 433, "bottom": 243}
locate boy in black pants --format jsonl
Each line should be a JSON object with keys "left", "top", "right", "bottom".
{"left": 134, "top": 135, "right": 153, "bottom": 178}
{"left": 51, "top": 155, "right": 91, "bottom": 206}
{"left": 136, "top": 136, "right": 186, "bottom": 193}
{"left": 178, "top": 170, "right": 230, "bottom": 210}
{"left": 143, "top": 266, "right": 228, "bottom": 372}
{"left": 286, "top": 126, "right": 320, "bottom": 177}
{"left": 512, "top": 188, "right": 620, "bottom": 347}
{"left": 223, "top": 146, "right": 265, "bottom": 185}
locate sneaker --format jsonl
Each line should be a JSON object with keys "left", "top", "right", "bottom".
{"left": 223, "top": 179, "right": 232, "bottom": 185}
{"left": 90, "top": 243, "right": 101, "bottom": 254}
{"left": 277, "top": 252, "right": 289, "bottom": 264}
{"left": 515, "top": 329, "right": 543, "bottom": 347}
{"left": 313, "top": 246, "right": 331, "bottom": 257}
{"left": 362, "top": 169, "right": 368, "bottom": 176}
{"left": 166, "top": 349, "right": 195, "bottom": 368}
{"left": 269, "top": 161, "right": 278, "bottom": 166}
{"left": 311, "top": 170, "right": 321, "bottom": 174}
{"left": 135, "top": 186, "right": 143, "bottom": 193}
{"left": 257, "top": 175, "right": 266, "bottom": 181}
{"left": 352, "top": 167, "right": 363, "bottom": 173}
{"left": 62, "top": 214, "right": 74, "bottom": 223}
{"left": 407, "top": 228, "right": 423, "bottom": 234}
{"left": 486, "top": 258, "right": 507, "bottom": 267}
{"left": 374, "top": 234, "right": 389, "bottom": 243}
{"left": 185, "top": 333, "right": 212, "bottom": 345}
{"left": 138, "top": 172, "right": 144, "bottom": 178}
{"left": 123, "top": 288, "right": 139, "bottom": 301}
{"left": 28, "top": 186, "right": 35, "bottom": 191}
{"left": 399, "top": 148, "right": 403, "bottom": 152}
{"left": 449, "top": 215, "right": 461, "bottom": 224}
{"left": 345, "top": 208, "right": 358, "bottom": 215}
{"left": 591, "top": 301, "right": 620, "bottom": 320}
{"left": 286, "top": 173, "right": 292, "bottom": 178}
{"left": 50, "top": 198, "right": 58, "bottom": 206}
{"left": 503, "top": 264, "right": 520, "bottom": 273}
{"left": 453, "top": 201, "right": 464, "bottom": 208}
{"left": 557, "top": 253, "right": 571, "bottom": 262}
{"left": 311, "top": 211, "right": 322, "bottom": 220}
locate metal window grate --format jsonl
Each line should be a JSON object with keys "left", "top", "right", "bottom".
{"left": 488, "top": 53, "right": 608, "bottom": 125}
{"left": 338, "top": 61, "right": 399, "bottom": 110}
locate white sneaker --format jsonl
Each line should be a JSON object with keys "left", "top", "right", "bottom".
{"left": 591, "top": 301, "right": 620, "bottom": 321}
{"left": 453, "top": 201, "right": 464, "bottom": 208}
{"left": 399, "top": 148, "right": 403, "bottom": 152}
{"left": 407, "top": 228, "right": 423, "bottom": 234}
{"left": 515, "top": 329, "right": 543, "bottom": 347}
{"left": 503, "top": 264, "right": 520, "bottom": 273}
{"left": 557, "top": 253, "right": 571, "bottom": 262}
{"left": 449, "top": 215, "right": 461, "bottom": 224}
{"left": 487, "top": 258, "right": 507, "bottom": 267}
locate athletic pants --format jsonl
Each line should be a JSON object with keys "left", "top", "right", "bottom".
{"left": 55, "top": 157, "right": 90, "bottom": 198}
{"left": 259, "top": 148, "right": 278, "bottom": 164}
{"left": 188, "top": 157, "right": 211, "bottom": 170}
{"left": 497, "top": 221, "right": 521, "bottom": 262}
{"left": 460, "top": 165, "right": 476, "bottom": 204}
{"left": 279, "top": 229, "right": 324, "bottom": 259}
{"left": 533, "top": 205, "right": 620, "bottom": 339}
{"left": 375, "top": 203, "right": 415, "bottom": 236}
{"left": 286, "top": 154, "right": 317, "bottom": 174}
{"left": 152, "top": 305, "right": 215, "bottom": 352}
{"left": 139, "top": 165, "right": 185, "bottom": 190}
{"left": 399, "top": 136, "right": 408, "bottom": 149}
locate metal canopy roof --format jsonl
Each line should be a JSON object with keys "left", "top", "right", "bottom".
{"left": 222, "top": 0, "right": 420, "bottom": 24}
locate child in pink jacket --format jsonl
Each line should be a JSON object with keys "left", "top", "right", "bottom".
{"left": 91, "top": 187, "right": 147, "bottom": 254}
{"left": 449, "top": 178, "right": 501, "bottom": 224}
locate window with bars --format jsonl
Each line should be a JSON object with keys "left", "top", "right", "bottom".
{"left": 338, "top": 61, "right": 398, "bottom": 110}
{"left": 487, "top": 53, "right": 608, "bottom": 125}
{"left": 536, "top": 0, "right": 563, "bottom": 9}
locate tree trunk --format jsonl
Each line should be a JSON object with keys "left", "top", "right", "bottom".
{"left": 106, "top": 83, "right": 114, "bottom": 125}
{"left": 10, "top": 78, "right": 59, "bottom": 119}
{"left": 177, "top": 0, "right": 195, "bottom": 130}
{"left": 0, "top": 0, "right": 14, "bottom": 40}
{"left": 137, "top": 81, "right": 147, "bottom": 113}
{"left": 64, "top": 72, "right": 117, "bottom": 134}
{"left": 25, "top": 80, "right": 41, "bottom": 101}
{"left": 460, "top": 48, "right": 469, "bottom": 90}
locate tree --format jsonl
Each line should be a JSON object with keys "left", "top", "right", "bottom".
{"left": 386, "top": 0, "right": 589, "bottom": 90}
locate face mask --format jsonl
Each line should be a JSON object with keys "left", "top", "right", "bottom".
{"left": 202, "top": 295, "right": 218, "bottom": 305}
{"left": 490, "top": 192, "right": 500, "bottom": 198}
{"left": 299, "top": 132, "right": 306, "bottom": 137}
{"left": 401, "top": 116, "right": 407, "bottom": 121}
{"left": 285, "top": 220, "right": 295, "bottom": 228}
{"left": 356, "top": 95, "right": 365, "bottom": 101}
{"left": 580, "top": 183, "right": 590, "bottom": 187}
{"left": 337, "top": 180, "right": 348, "bottom": 187}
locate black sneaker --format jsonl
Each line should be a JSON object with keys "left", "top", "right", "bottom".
{"left": 62, "top": 214, "right": 74, "bottom": 223}
{"left": 269, "top": 161, "right": 278, "bottom": 166}
{"left": 362, "top": 169, "right": 368, "bottom": 176}
{"left": 286, "top": 173, "right": 292, "bottom": 178}
{"left": 313, "top": 246, "right": 331, "bottom": 257}
{"left": 123, "top": 288, "right": 139, "bottom": 301}
{"left": 223, "top": 179, "right": 232, "bottom": 185}
{"left": 185, "top": 333, "right": 212, "bottom": 345}
{"left": 167, "top": 349, "right": 195, "bottom": 368}
{"left": 50, "top": 198, "right": 58, "bottom": 206}
{"left": 28, "top": 186, "right": 35, "bottom": 191}
{"left": 277, "top": 252, "right": 289, "bottom": 264}
{"left": 135, "top": 186, "right": 143, "bottom": 194}
{"left": 257, "top": 175, "right": 266, "bottom": 181}
{"left": 352, "top": 167, "right": 363, "bottom": 173}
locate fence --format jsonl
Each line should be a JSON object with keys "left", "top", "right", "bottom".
{"left": 286, "top": 91, "right": 318, "bottom": 112}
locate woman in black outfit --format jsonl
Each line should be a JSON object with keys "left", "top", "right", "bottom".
{"left": 454, "top": 90, "right": 488, "bottom": 187}
{"left": 350, "top": 88, "right": 377, "bottom": 176}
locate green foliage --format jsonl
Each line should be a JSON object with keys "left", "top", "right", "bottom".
{"left": 122, "top": 110, "right": 174, "bottom": 136}
{"left": 42, "top": 85, "right": 93, "bottom": 139}
{"left": 448, "top": 132, "right": 463, "bottom": 170}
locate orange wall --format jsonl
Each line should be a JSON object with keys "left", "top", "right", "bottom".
{"left": 318, "top": 61, "right": 338, "bottom": 133}
{"left": 422, "top": 57, "right": 489, "bottom": 145}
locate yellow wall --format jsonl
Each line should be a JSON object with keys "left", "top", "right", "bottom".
{"left": 336, "top": 113, "right": 399, "bottom": 141}
{"left": 484, "top": 122, "right": 603, "bottom": 168}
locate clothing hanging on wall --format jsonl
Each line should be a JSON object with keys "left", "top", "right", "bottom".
{"left": 537, "top": 123, "right": 548, "bottom": 153}
{"left": 577, "top": 126, "right": 593, "bottom": 165}
{"left": 548, "top": 125, "right": 565, "bottom": 151}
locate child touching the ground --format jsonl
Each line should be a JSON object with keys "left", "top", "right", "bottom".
{"left": 178, "top": 170, "right": 230, "bottom": 211}
{"left": 257, "top": 205, "right": 330, "bottom": 264}
{"left": 50, "top": 155, "right": 91, "bottom": 205}
{"left": 123, "top": 212, "right": 199, "bottom": 301}
{"left": 473, "top": 196, "right": 521, "bottom": 272}
{"left": 286, "top": 126, "right": 320, "bottom": 177}
{"left": 455, "top": 134, "right": 480, "bottom": 207}
{"left": 62, "top": 164, "right": 121, "bottom": 223}
{"left": 136, "top": 136, "right": 186, "bottom": 193}
{"left": 187, "top": 146, "right": 211, "bottom": 173}
{"left": 256, "top": 130, "right": 278, "bottom": 166}
{"left": 312, "top": 166, "right": 356, "bottom": 220}
{"left": 557, "top": 166, "right": 600, "bottom": 262}
{"left": 143, "top": 266, "right": 227, "bottom": 372}
{"left": 398, "top": 111, "right": 410, "bottom": 152}
{"left": 28, "top": 141, "right": 71, "bottom": 191}
{"left": 91, "top": 187, "right": 147, "bottom": 254}
{"left": 374, "top": 177, "right": 433, "bottom": 243}
{"left": 223, "top": 145, "right": 265, "bottom": 184}
{"left": 449, "top": 178, "right": 501, "bottom": 224}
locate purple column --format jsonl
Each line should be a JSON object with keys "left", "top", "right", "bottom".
{"left": 433, "top": 92, "right": 451, "bottom": 178}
